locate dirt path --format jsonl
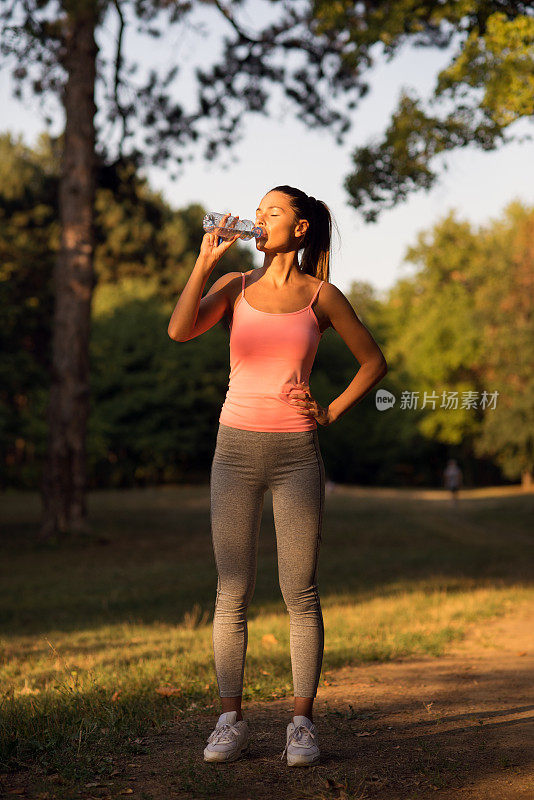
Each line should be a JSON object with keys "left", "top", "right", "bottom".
{"left": 105, "top": 602, "right": 534, "bottom": 800}
{"left": 4, "top": 602, "right": 533, "bottom": 800}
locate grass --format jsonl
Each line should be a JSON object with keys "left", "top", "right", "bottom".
{"left": 1, "top": 485, "right": 532, "bottom": 790}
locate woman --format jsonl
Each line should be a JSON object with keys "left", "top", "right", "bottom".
{"left": 168, "top": 185, "right": 388, "bottom": 766}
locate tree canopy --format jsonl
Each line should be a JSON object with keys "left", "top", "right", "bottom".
{"left": 337, "top": 4, "right": 534, "bottom": 220}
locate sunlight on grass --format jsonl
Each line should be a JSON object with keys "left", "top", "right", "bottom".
{"left": 3, "top": 584, "right": 528, "bottom": 704}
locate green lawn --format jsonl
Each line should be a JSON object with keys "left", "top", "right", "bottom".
{"left": 1, "top": 486, "right": 532, "bottom": 786}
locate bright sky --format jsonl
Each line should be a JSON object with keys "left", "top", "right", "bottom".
{"left": 1, "top": 1, "right": 532, "bottom": 298}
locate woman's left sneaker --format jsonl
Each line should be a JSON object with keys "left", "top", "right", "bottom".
{"left": 280, "top": 715, "right": 320, "bottom": 766}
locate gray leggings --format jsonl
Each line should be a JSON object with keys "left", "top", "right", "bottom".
{"left": 209, "top": 422, "right": 326, "bottom": 698}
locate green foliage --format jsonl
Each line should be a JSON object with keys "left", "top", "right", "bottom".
{"left": 0, "top": 132, "right": 252, "bottom": 488}
{"left": 93, "top": 157, "right": 253, "bottom": 302}
{"left": 88, "top": 280, "right": 232, "bottom": 487}
{"left": 314, "top": 284, "right": 444, "bottom": 487}
{"left": 345, "top": 92, "right": 504, "bottom": 222}
{"left": 0, "top": 133, "right": 57, "bottom": 486}
{"left": 338, "top": 6, "right": 534, "bottom": 220}
{"left": 383, "top": 200, "right": 534, "bottom": 481}
{"left": 437, "top": 12, "right": 534, "bottom": 127}
{"left": 385, "top": 211, "right": 486, "bottom": 444}
{"left": 470, "top": 202, "right": 534, "bottom": 480}
{"left": 2, "top": 132, "right": 530, "bottom": 489}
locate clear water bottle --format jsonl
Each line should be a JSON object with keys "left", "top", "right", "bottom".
{"left": 203, "top": 212, "right": 264, "bottom": 242}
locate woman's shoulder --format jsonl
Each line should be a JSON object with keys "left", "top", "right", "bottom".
{"left": 310, "top": 278, "right": 358, "bottom": 334}
{"left": 305, "top": 274, "right": 339, "bottom": 302}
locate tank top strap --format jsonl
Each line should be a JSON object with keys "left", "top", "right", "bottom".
{"left": 241, "top": 272, "right": 246, "bottom": 297}
{"left": 307, "top": 280, "right": 324, "bottom": 308}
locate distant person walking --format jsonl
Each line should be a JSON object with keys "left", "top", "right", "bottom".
{"left": 443, "top": 458, "right": 463, "bottom": 507}
{"left": 168, "top": 185, "right": 387, "bottom": 766}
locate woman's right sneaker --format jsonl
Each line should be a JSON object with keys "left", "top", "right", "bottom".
{"left": 203, "top": 710, "right": 251, "bottom": 763}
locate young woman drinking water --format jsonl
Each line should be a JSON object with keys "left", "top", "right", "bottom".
{"left": 168, "top": 185, "right": 388, "bottom": 766}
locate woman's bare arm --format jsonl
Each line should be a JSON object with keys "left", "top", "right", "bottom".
{"left": 322, "top": 283, "right": 388, "bottom": 423}
{"left": 169, "top": 267, "right": 240, "bottom": 341}
{"left": 167, "top": 212, "right": 240, "bottom": 341}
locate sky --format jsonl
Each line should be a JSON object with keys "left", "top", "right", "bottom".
{"left": 1, "top": 0, "right": 533, "bottom": 298}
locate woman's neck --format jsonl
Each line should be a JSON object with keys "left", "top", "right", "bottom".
{"left": 260, "top": 254, "right": 302, "bottom": 286}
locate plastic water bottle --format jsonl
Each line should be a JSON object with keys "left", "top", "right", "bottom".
{"left": 203, "top": 212, "right": 264, "bottom": 243}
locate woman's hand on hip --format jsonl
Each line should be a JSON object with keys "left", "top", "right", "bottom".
{"left": 288, "top": 383, "right": 333, "bottom": 426}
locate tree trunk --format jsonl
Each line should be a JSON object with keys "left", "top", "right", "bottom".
{"left": 521, "top": 470, "right": 533, "bottom": 491}
{"left": 39, "top": 6, "right": 98, "bottom": 539}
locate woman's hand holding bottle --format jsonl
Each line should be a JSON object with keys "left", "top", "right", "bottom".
{"left": 198, "top": 212, "right": 240, "bottom": 271}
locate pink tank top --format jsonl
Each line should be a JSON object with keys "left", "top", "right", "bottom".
{"left": 219, "top": 271, "right": 325, "bottom": 431}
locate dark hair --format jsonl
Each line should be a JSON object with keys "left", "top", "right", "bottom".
{"left": 268, "top": 185, "right": 339, "bottom": 281}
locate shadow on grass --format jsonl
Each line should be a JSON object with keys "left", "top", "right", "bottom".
{"left": 1, "top": 488, "right": 532, "bottom": 638}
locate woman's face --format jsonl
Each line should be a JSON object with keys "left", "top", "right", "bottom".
{"left": 254, "top": 191, "right": 309, "bottom": 254}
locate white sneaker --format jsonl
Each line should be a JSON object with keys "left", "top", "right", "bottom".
{"left": 203, "top": 710, "right": 251, "bottom": 763}
{"left": 281, "top": 715, "right": 320, "bottom": 766}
